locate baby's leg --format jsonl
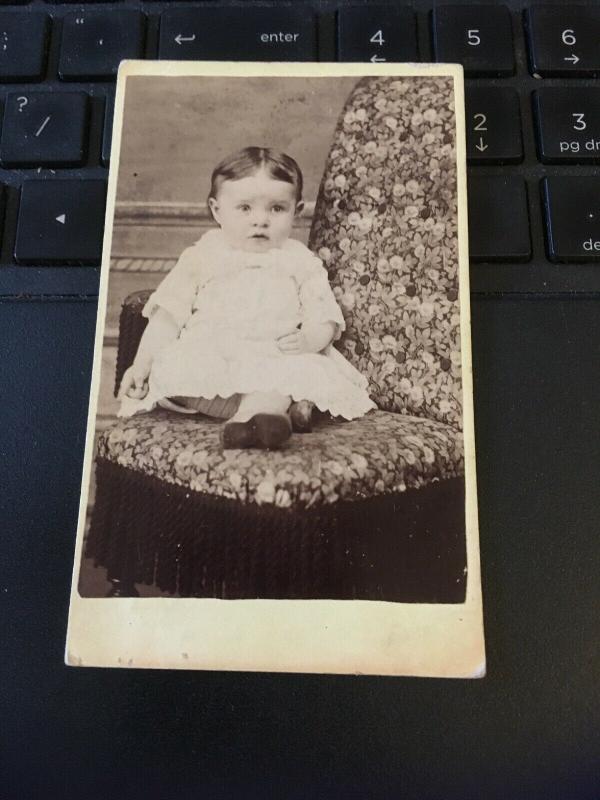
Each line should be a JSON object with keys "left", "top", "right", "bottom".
{"left": 230, "top": 391, "right": 291, "bottom": 422}
{"left": 223, "top": 391, "right": 292, "bottom": 449}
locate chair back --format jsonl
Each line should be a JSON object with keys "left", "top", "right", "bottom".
{"left": 309, "top": 75, "right": 463, "bottom": 430}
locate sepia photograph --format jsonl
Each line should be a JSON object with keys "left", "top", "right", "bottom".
{"left": 67, "top": 62, "right": 483, "bottom": 676}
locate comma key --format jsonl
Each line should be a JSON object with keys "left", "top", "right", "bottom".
{"left": 159, "top": 8, "right": 316, "bottom": 61}
{"left": 542, "top": 177, "right": 600, "bottom": 263}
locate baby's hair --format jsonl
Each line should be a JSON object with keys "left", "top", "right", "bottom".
{"left": 208, "top": 146, "right": 304, "bottom": 208}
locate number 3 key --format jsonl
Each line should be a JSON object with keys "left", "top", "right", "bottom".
{"left": 533, "top": 88, "right": 600, "bottom": 163}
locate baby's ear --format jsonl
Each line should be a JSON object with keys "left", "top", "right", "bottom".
{"left": 295, "top": 201, "right": 305, "bottom": 216}
{"left": 208, "top": 197, "right": 220, "bottom": 222}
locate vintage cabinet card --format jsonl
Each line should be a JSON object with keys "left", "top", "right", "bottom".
{"left": 66, "top": 61, "right": 485, "bottom": 677}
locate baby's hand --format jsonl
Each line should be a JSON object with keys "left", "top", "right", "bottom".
{"left": 277, "top": 331, "right": 309, "bottom": 355}
{"left": 119, "top": 360, "right": 151, "bottom": 400}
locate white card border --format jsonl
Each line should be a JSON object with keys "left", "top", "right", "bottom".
{"left": 66, "top": 61, "right": 485, "bottom": 678}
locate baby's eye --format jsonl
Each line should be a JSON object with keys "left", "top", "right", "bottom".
{"left": 271, "top": 205, "right": 284, "bottom": 213}
{"left": 239, "top": 204, "right": 251, "bottom": 212}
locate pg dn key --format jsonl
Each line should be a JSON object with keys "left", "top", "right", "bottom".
{"left": 533, "top": 89, "right": 600, "bottom": 163}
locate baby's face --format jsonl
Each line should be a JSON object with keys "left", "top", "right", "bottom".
{"left": 209, "top": 170, "right": 300, "bottom": 252}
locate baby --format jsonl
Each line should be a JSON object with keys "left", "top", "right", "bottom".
{"left": 119, "top": 146, "right": 375, "bottom": 449}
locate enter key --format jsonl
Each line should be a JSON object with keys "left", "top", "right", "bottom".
{"left": 159, "top": 8, "right": 316, "bottom": 61}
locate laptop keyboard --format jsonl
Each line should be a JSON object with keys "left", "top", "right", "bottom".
{"left": 0, "top": 0, "right": 599, "bottom": 296}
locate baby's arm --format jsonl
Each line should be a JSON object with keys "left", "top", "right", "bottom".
{"left": 277, "top": 321, "right": 336, "bottom": 355}
{"left": 119, "top": 308, "right": 180, "bottom": 399}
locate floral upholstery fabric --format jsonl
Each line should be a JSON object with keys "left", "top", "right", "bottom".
{"left": 98, "top": 410, "right": 463, "bottom": 510}
{"left": 309, "top": 76, "right": 462, "bottom": 429}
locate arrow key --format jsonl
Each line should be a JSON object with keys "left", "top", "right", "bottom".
{"left": 525, "top": 6, "right": 600, "bottom": 77}
{"left": 337, "top": 6, "right": 417, "bottom": 62}
{"left": 15, "top": 180, "right": 107, "bottom": 265}
{"left": 465, "top": 87, "right": 523, "bottom": 165}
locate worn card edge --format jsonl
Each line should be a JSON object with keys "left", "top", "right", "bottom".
{"left": 65, "top": 60, "right": 485, "bottom": 678}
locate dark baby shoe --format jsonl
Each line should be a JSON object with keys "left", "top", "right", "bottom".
{"left": 289, "top": 400, "right": 315, "bottom": 433}
{"left": 222, "top": 413, "right": 292, "bottom": 450}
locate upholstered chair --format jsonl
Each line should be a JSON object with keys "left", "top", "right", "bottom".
{"left": 83, "top": 75, "right": 467, "bottom": 602}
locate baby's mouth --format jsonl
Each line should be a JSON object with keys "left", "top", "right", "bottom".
{"left": 250, "top": 234, "right": 269, "bottom": 240}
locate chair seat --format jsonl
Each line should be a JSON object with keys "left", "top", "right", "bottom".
{"left": 98, "top": 409, "right": 463, "bottom": 510}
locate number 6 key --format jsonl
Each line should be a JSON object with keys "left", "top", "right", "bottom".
{"left": 526, "top": 6, "right": 600, "bottom": 77}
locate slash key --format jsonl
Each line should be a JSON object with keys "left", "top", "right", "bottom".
{"left": 0, "top": 92, "right": 88, "bottom": 167}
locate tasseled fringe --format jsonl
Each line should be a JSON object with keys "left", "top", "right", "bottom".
{"left": 83, "top": 458, "right": 467, "bottom": 603}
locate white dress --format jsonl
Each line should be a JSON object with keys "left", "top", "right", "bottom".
{"left": 119, "top": 229, "right": 375, "bottom": 420}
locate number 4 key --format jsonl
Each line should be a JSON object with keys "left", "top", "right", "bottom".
{"left": 337, "top": 5, "right": 416, "bottom": 62}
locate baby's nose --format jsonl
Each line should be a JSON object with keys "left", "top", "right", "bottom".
{"left": 253, "top": 210, "right": 269, "bottom": 226}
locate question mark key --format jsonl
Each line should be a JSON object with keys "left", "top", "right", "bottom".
{"left": 0, "top": 91, "right": 89, "bottom": 167}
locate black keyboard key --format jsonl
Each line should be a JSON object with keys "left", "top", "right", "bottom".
{"left": 465, "top": 88, "right": 523, "bottom": 165}
{"left": 468, "top": 176, "right": 531, "bottom": 262}
{"left": 102, "top": 94, "right": 114, "bottom": 167}
{"left": 533, "top": 89, "right": 600, "bottom": 164}
{"left": 432, "top": 5, "right": 514, "bottom": 77}
{"left": 0, "top": 92, "right": 88, "bottom": 167}
{"left": 59, "top": 10, "right": 146, "bottom": 81}
{"left": 542, "top": 177, "right": 600, "bottom": 263}
{"left": 525, "top": 6, "right": 600, "bottom": 78}
{"left": 159, "top": 8, "right": 316, "bottom": 61}
{"left": 0, "top": 183, "right": 5, "bottom": 247}
{"left": 0, "top": 13, "right": 49, "bottom": 82}
{"left": 337, "top": 5, "right": 416, "bottom": 62}
{"left": 15, "top": 180, "right": 107, "bottom": 265}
